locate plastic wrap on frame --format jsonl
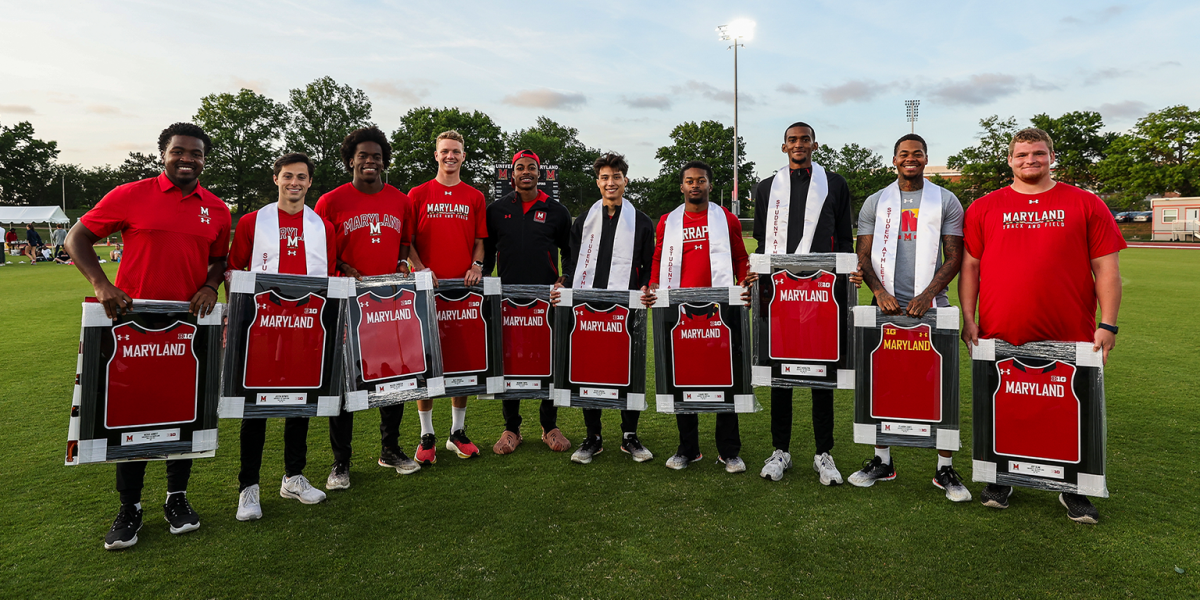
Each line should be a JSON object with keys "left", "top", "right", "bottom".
{"left": 342, "top": 274, "right": 444, "bottom": 409}
{"left": 852, "top": 306, "right": 961, "bottom": 450}
{"left": 652, "top": 287, "right": 758, "bottom": 414}
{"left": 428, "top": 278, "right": 505, "bottom": 398}
{"left": 67, "top": 300, "right": 223, "bottom": 464}
{"left": 220, "top": 272, "right": 350, "bottom": 419}
{"left": 551, "top": 288, "right": 648, "bottom": 411}
{"left": 478, "top": 285, "right": 556, "bottom": 401}
{"left": 971, "top": 338, "right": 1108, "bottom": 497}
{"left": 750, "top": 253, "right": 856, "bottom": 390}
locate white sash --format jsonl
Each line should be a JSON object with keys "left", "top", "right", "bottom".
{"left": 765, "top": 162, "right": 828, "bottom": 254}
{"left": 251, "top": 203, "right": 328, "bottom": 276}
{"left": 870, "top": 179, "right": 943, "bottom": 297}
{"left": 658, "top": 202, "right": 733, "bottom": 290}
{"left": 573, "top": 199, "right": 636, "bottom": 290}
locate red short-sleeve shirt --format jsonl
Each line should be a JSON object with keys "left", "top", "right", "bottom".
{"left": 314, "top": 183, "right": 414, "bottom": 277}
{"left": 80, "top": 173, "right": 231, "bottom": 301}
{"left": 963, "top": 182, "right": 1126, "bottom": 345}
{"left": 409, "top": 179, "right": 488, "bottom": 279}
{"left": 651, "top": 205, "right": 749, "bottom": 288}
{"left": 227, "top": 207, "right": 337, "bottom": 276}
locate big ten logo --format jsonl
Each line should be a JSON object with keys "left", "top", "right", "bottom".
{"left": 177, "top": 333, "right": 194, "bottom": 340}
{"left": 533, "top": 308, "right": 545, "bottom": 315}
{"left": 884, "top": 327, "right": 897, "bottom": 336}
{"left": 1051, "top": 375, "right": 1067, "bottom": 383}
{"left": 709, "top": 320, "right": 722, "bottom": 327}
{"left": 611, "top": 314, "right": 625, "bottom": 322}
{"left": 304, "top": 308, "right": 319, "bottom": 315}
{"left": 399, "top": 299, "right": 414, "bottom": 308}
{"left": 817, "top": 280, "right": 832, "bottom": 288}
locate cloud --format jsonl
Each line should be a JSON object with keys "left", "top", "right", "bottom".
{"left": 86, "top": 104, "right": 126, "bottom": 116}
{"left": 1061, "top": 4, "right": 1127, "bottom": 25}
{"left": 363, "top": 79, "right": 431, "bottom": 104}
{"left": 776, "top": 83, "right": 806, "bottom": 95}
{"left": 501, "top": 88, "right": 587, "bottom": 110}
{"left": 231, "top": 77, "right": 269, "bottom": 94}
{"left": 1093, "top": 100, "right": 1150, "bottom": 120}
{"left": 621, "top": 95, "right": 671, "bottom": 110}
{"left": 818, "top": 79, "right": 891, "bottom": 105}
{"left": 926, "top": 73, "right": 1023, "bottom": 106}
{"left": 1083, "top": 67, "right": 1132, "bottom": 85}
{"left": 0, "top": 104, "right": 37, "bottom": 115}
{"left": 670, "top": 80, "right": 755, "bottom": 106}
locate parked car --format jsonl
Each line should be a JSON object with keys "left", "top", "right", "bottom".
{"left": 1114, "top": 212, "right": 1134, "bottom": 223}
{"left": 1132, "top": 211, "right": 1152, "bottom": 222}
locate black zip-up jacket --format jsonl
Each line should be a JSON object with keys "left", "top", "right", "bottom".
{"left": 560, "top": 201, "right": 655, "bottom": 290}
{"left": 751, "top": 167, "right": 854, "bottom": 254}
{"left": 483, "top": 190, "right": 573, "bottom": 284}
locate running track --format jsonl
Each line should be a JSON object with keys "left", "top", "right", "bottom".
{"left": 1126, "top": 243, "right": 1200, "bottom": 249}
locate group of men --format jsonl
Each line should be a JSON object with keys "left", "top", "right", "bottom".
{"left": 66, "top": 118, "right": 1123, "bottom": 551}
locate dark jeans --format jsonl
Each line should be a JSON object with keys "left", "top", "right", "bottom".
{"left": 502, "top": 399, "right": 558, "bottom": 433}
{"left": 675, "top": 413, "right": 740, "bottom": 459}
{"left": 238, "top": 417, "right": 310, "bottom": 491}
{"left": 115, "top": 460, "right": 192, "bottom": 505}
{"left": 770, "top": 387, "right": 835, "bottom": 455}
{"left": 582, "top": 408, "right": 640, "bottom": 438}
{"left": 328, "top": 404, "right": 405, "bottom": 465}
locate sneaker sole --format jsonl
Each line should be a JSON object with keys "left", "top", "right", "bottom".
{"left": 446, "top": 440, "right": 480, "bottom": 459}
{"left": 665, "top": 461, "right": 689, "bottom": 470}
{"left": 981, "top": 489, "right": 1013, "bottom": 509}
{"left": 1059, "top": 494, "right": 1099, "bottom": 524}
{"left": 814, "top": 465, "right": 844, "bottom": 486}
{"left": 415, "top": 454, "right": 437, "bottom": 466}
{"left": 236, "top": 511, "right": 262, "bottom": 521}
{"left": 104, "top": 533, "right": 139, "bottom": 550}
{"left": 760, "top": 470, "right": 783, "bottom": 481}
{"left": 849, "top": 472, "right": 896, "bottom": 488}
{"left": 326, "top": 478, "right": 350, "bottom": 491}
{"left": 280, "top": 489, "right": 326, "bottom": 505}
{"left": 168, "top": 521, "right": 200, "bottom": 535}
{"left": 379, "top": 459, "right": 421, "bottom": 475}
{"left": 572, "top": 447, "right": 603, "bottom": 464}
{"left": 619, "top": 446, "right": 653, "bottom": 462}
{"left": 931, "top": 478, "right": 973, "bottom": 503}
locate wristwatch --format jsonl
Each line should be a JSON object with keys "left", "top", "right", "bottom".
{"left": 472, "top": 261, "right": 484, "bottom": 268}
{"left": 1097, "top": 322, "right": 1118, "bottom": 335}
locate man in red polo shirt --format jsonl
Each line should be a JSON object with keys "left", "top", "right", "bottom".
{"left": 648, "top": 160, "right": 750, "bottom": 473}
{"left": 227, "top": 153, "right": 335, "bottom": 521}
{"left": 65, "top": 122, "right": 231, "bottom": 550}
{"left": 960, "top": 127, "right": 1125, "bottom": 524}
{"left": 406, "top": 130, "right": 487, "bottom": 465}
{"left": 314, "top": 126, "right": 419, "bottom": 489}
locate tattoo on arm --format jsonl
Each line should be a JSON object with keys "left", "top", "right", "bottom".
{"left": 856, "top": 235, "right": 885, "bottom": 293}
{"left": 919, "top": 235, "right": 963, "bottom": 299}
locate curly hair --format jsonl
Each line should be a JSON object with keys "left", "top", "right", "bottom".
{"left": 158, "top": 122, "right": 213, "bottom": 156}
{"left": 678, "top": 160, "right": 713, "bottom": 184}
{"left": 340, "top": 126, "right": 392, "bottom": 172}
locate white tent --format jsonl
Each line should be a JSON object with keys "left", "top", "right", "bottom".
{"left": 0, "top": 206, "right": 71, "bottom": 225}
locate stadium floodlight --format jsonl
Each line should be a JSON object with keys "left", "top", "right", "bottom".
{"left": 716, "top": 18, "right": 755, "bottom": 215}
{"left": 906, "top": 99, "right": 920, "bottom": 133}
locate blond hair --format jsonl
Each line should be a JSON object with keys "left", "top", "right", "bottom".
{"left": 436, "top": 130, "right": 465, "bottom": 148}
{"left": 1008, "top": 128, "right": 1055, "bottom": 156}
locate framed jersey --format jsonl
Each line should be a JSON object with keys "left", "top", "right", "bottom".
{"left": 971, "top": 339, "right": 1108, "bottom": 498}
{"left": 652, "top": 287, "right": 757, "bottom": 414}
{"left": 66, "top": 300, "right": 222, "bottom": 465}
{"left": 550, "top": 288, "right": 648, "bottom": 411}
{"left": 219, "top": 271, "right": 349, "bottom": 419}
{"left": 479, "top": 285, "right": 557, "bottom": 401}
{"left": 851, "top": 306, "right": 961, "bottom": 451}
{"left": 750, "top": 253, "right": 857, "bottom": 390}
{"left": 431, "top": 278, "right": 504, "bottom": 398}
{"left": 343, "top": 272, "right": 444, "bottom": 410}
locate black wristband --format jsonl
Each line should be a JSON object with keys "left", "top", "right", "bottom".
{"left": 1097, "top": 322, "right": 1118, "bottom": 335}
{"left": 203, "top": 284, "right": 219, "bottom": 295}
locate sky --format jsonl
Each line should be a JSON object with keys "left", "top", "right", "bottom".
{"left": 2, "top": 0, "right": 1198, "bottom": 184}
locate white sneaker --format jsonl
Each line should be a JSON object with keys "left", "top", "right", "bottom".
{"left": 236, "top": 485, "right": 262, "bottom": 521}
{"left": 281, "top": 474, "right": 327, "bottom": 505}
{"left": 719, "top": 456, "right": 746, "bottom": 474}
{"left": 760, "top": 449, "right": 793, "bottom": 481}
{"left": 813, "top": 453, "right": 843, "bottom": 486}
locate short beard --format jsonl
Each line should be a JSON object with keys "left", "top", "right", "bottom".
{"left": 1013, "top": 168, "right": 1048, "bottom": 185}
{"left": 685, "top": 194, "right": 707, "bottom": 205}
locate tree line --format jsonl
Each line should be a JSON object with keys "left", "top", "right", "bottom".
{"left": 2, "top": 76, "right": 1197, "bottom": 218}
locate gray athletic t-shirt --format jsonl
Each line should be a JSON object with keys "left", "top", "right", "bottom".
{"left": 858, "top": 185, "right": 964, "bottom": 307}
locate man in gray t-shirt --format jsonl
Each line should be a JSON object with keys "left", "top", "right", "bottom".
{"left": 849, "top": 133, "right": 969, "bottom": 502}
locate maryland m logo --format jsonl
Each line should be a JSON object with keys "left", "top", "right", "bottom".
{"left": 369, "top": 222, "right": 382, "bottom": 235}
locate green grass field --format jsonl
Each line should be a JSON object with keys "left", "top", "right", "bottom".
{"left": 0, "top": 247, "right": 1196, "bottom": 599}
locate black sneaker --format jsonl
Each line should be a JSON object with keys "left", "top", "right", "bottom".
{"left": 571, "top": 435, "right": 603, "bottom": 464}
{"left": 847, "top": 456, "right": 896, "bottom": 487}
{"left": 379, "top": 446, "right": 420, "bottom": 475}
{"left": 327, "top": 461, "right": 350, "bottom": 490}
{"left": 980, "top": 484, "right": 1014, "bottom": 509}
{"left": 163, "top": 493, "right": 200, "bottom": 534}
{"left": 932, "top": 465, "right": 973, "bottom": 502}
{"left": 620, "top": 433, "right": 654, "bottom": 462}
{"left": 1059, "top": 493, "right": 1099, "bottom": 524}
{"left": 104, "top": 504, "right": 143, "bottom": 550}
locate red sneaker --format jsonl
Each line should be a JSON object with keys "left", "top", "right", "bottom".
{"left": 445, "top": 429, "right": 481, "bottom": 459}
{"left": 415, "top": 434, "right": 437, "bottom": 465}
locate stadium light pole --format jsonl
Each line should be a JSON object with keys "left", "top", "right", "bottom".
{"left": 906, "top": 99, "right": 920, "bottom": 133}
{"left": 717, "top": 18, "right": 754, "bottom": 216}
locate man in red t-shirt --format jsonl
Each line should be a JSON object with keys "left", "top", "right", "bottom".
{"left": 227, "top": 153, "right": 334, "bottom": 521}
{"left": 65, "top": 122, "right": 230, "bottom": 550}
{"left": 406, "top": 130, "right": 488, "bottom": 465}
{"left": 960, "top": 127, "right": 1125, "bottom": 524}
{"left": 313, "top": 126, "right": 420, "bottom": 488}
{"left": 647, "top": 160, "right": 750, "bottom": 474}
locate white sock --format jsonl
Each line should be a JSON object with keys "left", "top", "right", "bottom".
{"left": 624, "top": 431, "right": 635, "bottom": 439}
{"left": 134, "top": 502, "right": 142, "bottom": 510}
{"left": 875, "top": 446, "right": 891, "bottom": 464}
{"left": 166, "top": 491, "right": 184, "bottom": 502}
{"left": 451, "top": 406, "right": 466, "bottom": 433}
{"left": 938, "top": 454, "right": 953, "bottom": 469}
{"left": 418, "top": 409, "right": 434, "bottom": 436}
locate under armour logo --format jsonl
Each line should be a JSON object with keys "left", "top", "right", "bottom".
{"left": 1029, "top": 199, "right": 1039, "bottom": 204}
{"left": 287, "top": 250, "right": 296, "bottom": 256}
{"left": 444, "top": 191, "right": 453, "bottom": 195}
{"left": 200, "top": 217, "right": 210, "bottom": 224}
{"left": 371, "top": 238, "right": 381, "bottom": 243}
